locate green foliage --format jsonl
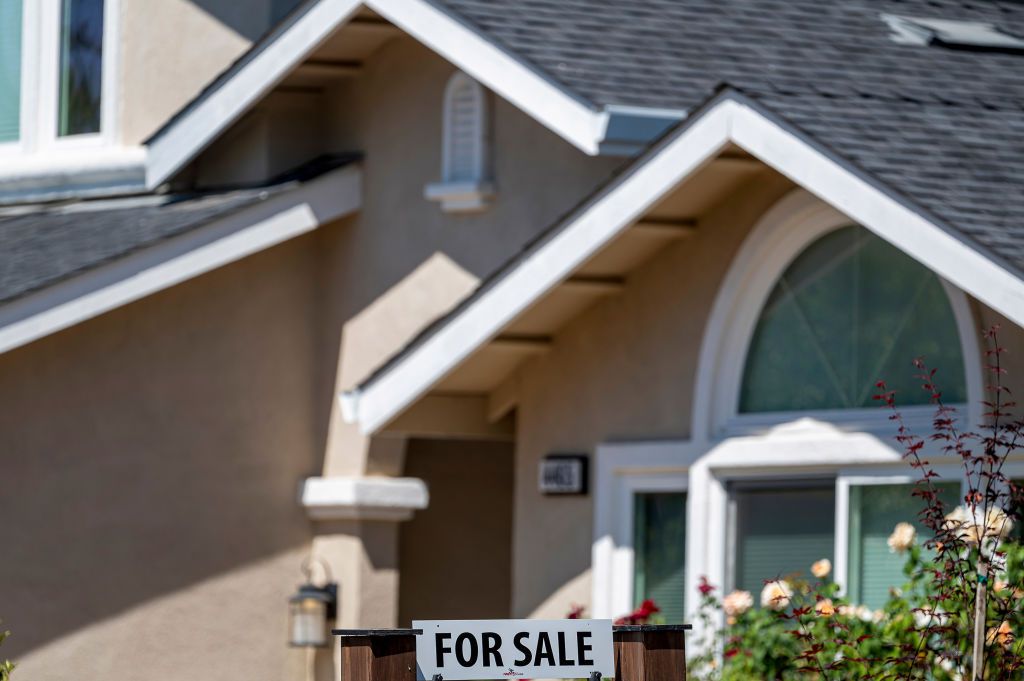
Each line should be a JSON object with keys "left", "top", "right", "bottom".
{"left": 688, "top": 541, "right": 1024, "bottom": 680}
{"left": 0, "top": 624, "right": 13, "bottom": 681}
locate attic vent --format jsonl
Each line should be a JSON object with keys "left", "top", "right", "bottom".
{"left": 424, "top": 71, "right": 494, "bottom": 212}
{"left": 882, "top": 13, "right": 1024, "bottom": 52}
{"left": 442, "top": 72, "right": 487, "bottom": 183}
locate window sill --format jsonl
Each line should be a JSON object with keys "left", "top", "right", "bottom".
{"left": 423, "top": 180, "right": 494, "bottom": 213}
{"left": 0, "top": 146, "right": 147, "bottom": 205}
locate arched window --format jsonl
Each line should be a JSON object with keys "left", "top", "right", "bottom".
{"left": 425, "top": 71, "right": 493, "bottom": 212}
{"left": 739, "top": 225, "right": 967, "bottom": 413}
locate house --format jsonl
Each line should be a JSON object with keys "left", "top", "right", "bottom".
{"left": 2, "top": 0, "right": 1024, "bottom": 678}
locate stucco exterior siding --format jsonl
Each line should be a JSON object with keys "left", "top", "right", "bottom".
{"left": 0, "top": 233, "right": 321, "bottom": 680}
{"left": 508, "top": 172, "right": 797, "bottom": 618}
{"left": 119, "top": 0, "right": 286, "bottom": 145}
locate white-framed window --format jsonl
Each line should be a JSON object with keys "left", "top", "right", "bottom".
{"left": 0, "top": 0, "right": 119, "bottom": 156}
{"left": 592, "top": 190, "right": 993, "bottom": 637}
{"left": 424, "top": 71, "right": 494, "bottom": 213}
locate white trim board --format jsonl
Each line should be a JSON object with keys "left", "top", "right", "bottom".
{"left": 343, "top": 93, "right": 1024, "bottom": 435}
{"left": 0, "top": 164, "right": 362, "bottom": 355}
{"left": 301, "top": 475, "right": 429, "bottom": 521}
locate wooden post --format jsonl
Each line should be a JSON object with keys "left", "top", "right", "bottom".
{"left": 614, "top": 625, "right": 690, "bottom": 681}
{"left": 335, "top": 630, "right": 418, "bottom": 681}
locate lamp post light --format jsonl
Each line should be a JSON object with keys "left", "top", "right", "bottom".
{"left": 288, "top": 557, "right": 338, "bottom": 648}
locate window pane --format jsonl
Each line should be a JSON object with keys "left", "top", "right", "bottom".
{"left": 734, "top": 485, "right": 835, "bottom": 598}
{"left": 740, "top": 226, "right": 966, "bottom": 413}
{"left": 0, "top": 0, "right": 21, "bottom": 142}
{"left": 847, "top": 482, "right": 959, "bottom": 609}
{"left": 633, "top": 492, "right": 686, "bottom": 623}
{"left": 58, "top": 0, "right": 104, "bottom": 136}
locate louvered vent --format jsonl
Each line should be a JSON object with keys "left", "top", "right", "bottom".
{"left": 443, "top": 73, "right": 486, "bottom": 183}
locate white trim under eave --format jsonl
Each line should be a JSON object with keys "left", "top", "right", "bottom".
{"left": 343, "top": 93, "right": 1024, "bottom": 435}
{"left": 145, "top": 0, "right": 606, "bottom": 189}
{"left": 0, "top": 164, "right": 362, "bottom": 356}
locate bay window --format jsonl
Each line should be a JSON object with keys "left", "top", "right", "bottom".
{"left": 845, "top": 481, "right": 960, "bottom": 609}
{"left": 731, "top": 482, "right": 835, "bottom": 597}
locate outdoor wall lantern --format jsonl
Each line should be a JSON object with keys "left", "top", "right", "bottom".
{"left": 288, "top": 556, "right": 338, "bottom": 648}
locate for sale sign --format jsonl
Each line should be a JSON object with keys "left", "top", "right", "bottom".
{"left": 413, "top": 619, "right": 614, "bottom": 681}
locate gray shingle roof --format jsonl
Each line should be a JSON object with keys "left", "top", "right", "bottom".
{"left": 0, "top": 154, "right": 359, "bottom": 305}
{"left": 435, "top": 0, "right": 1024, "bottom": 272}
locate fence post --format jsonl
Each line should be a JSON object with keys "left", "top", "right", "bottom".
{"left": 613, "top": 625, "right": 689, "bottom": 681}
{"left": 335, "top": 629, "right": 418, "bottom": 681}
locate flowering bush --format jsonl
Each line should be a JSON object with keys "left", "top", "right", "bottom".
{"left": 690, "top": 538, "right": 1024, "bottom": 680}
{"left": 691, "top": 328, "right": 1024, "bottom": 680}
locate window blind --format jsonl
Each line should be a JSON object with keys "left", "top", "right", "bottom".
{"left": 733, "top": 486, "right": 835, "bottom": 599}
{"left": 0, "top": 0, "right": 21, "bottom": 143}
{"left": 847, "top": 482, "right": 959, "bottom": 609}
{"left": 633, "top": 492, "right": 686, "bottom": 623}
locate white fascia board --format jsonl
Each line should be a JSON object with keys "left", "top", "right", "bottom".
{"left": 367, "top": 0, "right": 606, "bottom": 155}
{"left": 301, "top": 476, "right": 429, "bottom": 521}
{"left": 0, "top": 165, "right": 361, "bottom": 355}
{"left": 348, "top": 101, "right": 736, "bottom": 433}
{"left": 725, "top": 97, "right": 1024, "bottom": 328}
{"left": 145, "top": 0, "right": 364, "bottom": 188}
{"left": 346, "top": 92, "right": 1024, "bottom": 435}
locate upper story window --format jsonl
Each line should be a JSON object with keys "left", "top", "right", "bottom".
{"left": 1, "top": 0, "right": 114, "bottom": 153}
{"left": 58, "top": 0, "right": 105, "bottom": 136}
{"left": 424, "top": 71, "right": 494, "bottom": 213}
{"left": 0, "top": 0, "right": 22, "bottom": 143}
{"left": 740, "top": 225, "right": 967, "bottom": 414}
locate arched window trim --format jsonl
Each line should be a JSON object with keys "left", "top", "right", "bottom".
{"left": 692, "top": 189, "right": 982, "bottom": 442}
{"left": 424, "top": 71, "right": 494, "bottom": 213}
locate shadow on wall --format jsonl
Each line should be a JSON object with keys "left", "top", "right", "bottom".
{"left": 187, "top": 0, "right": 305, "bottom": 41}
{"left": 0, "top": 236, "right": 322, "bottom": 661}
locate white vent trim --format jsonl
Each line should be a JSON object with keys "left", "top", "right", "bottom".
{"left": 425, "top": 71, "right": 493, "bottom": 212}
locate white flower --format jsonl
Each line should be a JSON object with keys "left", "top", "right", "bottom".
{"left": 811, "top": 558, "right": 831, "bottom": 579}
{"left": 722, "top": 590, "right": 754, "bottom": 618}
{"left": 854, "top": 605, "right": 874, "bottom": 622}
{"left": 760, "top": 580, "right": 793, "bottom": 611}
{"left": 887, "top": 522, "right": 916, "bottom": 553}
{"left": 944, "top": 505, "right": 1015, "bottom": 545}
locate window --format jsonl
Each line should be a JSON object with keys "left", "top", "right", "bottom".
{"left": 0, "top": 0, "right": 114, "bottom": 151}
{"left": 633, "top": 492, "right": 686, "bottom": 622}
{"left": 0, "top": 0, "right": 22, "bottom": 143}
{"left": 731, "top": 483, "right": 835, "bottom": 597}
{"left": 424, "top": 71, "right": 493, "bottom": 212}
{"left": 58, "top": 0, "right": 104, "bottom": 137}
{"left": 846, "top": 482, "right": 960, "bottom": 609}
{"left": 741, "top": 226, "right": 967, "bottom": 414}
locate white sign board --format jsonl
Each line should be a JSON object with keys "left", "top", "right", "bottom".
{"left": 413, "top": 619, "right": 614, "bottom": 681}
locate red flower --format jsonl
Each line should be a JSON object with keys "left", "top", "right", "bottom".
{"left": 698, "top": 576, "right": 715, "bottom": 596}
{"left": 566, "top": 604, "right": 585, "bottom": 620}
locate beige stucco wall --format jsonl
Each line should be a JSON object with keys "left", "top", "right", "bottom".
{"left": 308, "top": 36, "right": 625, "bottom": 476}
{"left": 0, "top": 233, "right": 322, "bottom": 680}
{"left": 119, "top": 0, "right": 279, "bottom": 144}
{"left": 508, "top": 172, "right": 797, "bottom": 618}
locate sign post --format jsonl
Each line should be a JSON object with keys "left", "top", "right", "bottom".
{"left": 334, "top": 621, "right": 689, "bottom": 681}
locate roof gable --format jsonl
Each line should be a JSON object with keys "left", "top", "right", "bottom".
{"left": 342, "top": 90, "right": 1024, "bottom": 434}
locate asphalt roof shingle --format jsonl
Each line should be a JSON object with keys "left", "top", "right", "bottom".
{"left": 435, "top": 0, "right": 1024, "bottom": 271}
